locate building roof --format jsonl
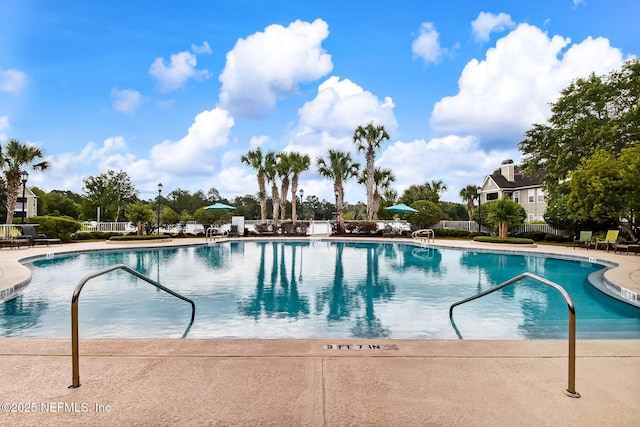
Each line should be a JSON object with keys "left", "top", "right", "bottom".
{"left": 489, "top": 167, "right": 546, "bottom": 190}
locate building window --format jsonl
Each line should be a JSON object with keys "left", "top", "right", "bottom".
{"left": 537, "top": 189, "right": 544, "bottom": 203}
{"left": 528, "top": 213, "right": 536, "bottom": 222}
{"left": 486, "top": 192, "right": 499, "bottom": 201}
{"left": 513, "top": 191, "right": 520, "bottom": 203}
{"left": 528, "top": 189, "right": 534, "bottom": 203}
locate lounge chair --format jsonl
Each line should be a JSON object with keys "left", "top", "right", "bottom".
{"left": 0, "top": 226, "right": 31, "bottom": 249}
{"left": 19, "top": 224, "right": 62, "bottom": 247}
{"left": 573, "top": 231, "right": 593, "bottom": 250}
{"left": 382, "top": 224, "right": 394, "bottom": 237}
{"left": 595, "top": 230, "right": 619, "bottom": 252}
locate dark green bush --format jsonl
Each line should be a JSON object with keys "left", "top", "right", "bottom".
{"left": 25, "top": 216, "right": 81, "bottom": 242}
{"left": 109, "top": 234, "right": 170, "bottom": 241}
{"left": 473, "top": 236, "right": 534, "bottom": 244}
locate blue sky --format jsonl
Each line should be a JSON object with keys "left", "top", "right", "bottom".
{"left": 1, "top": 0, "right": 638, "bottom": 204}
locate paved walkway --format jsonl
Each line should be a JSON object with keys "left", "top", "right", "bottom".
{"left": 1, "top": 238, "right": 639, "bottom": 426}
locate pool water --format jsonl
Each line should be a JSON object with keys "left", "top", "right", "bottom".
{"left": 2, "top": 241, "right": 639, "bottom": 339}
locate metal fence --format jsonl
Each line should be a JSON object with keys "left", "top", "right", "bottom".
{"left": 435, "top": 220, "right": 566, "bottom": 236}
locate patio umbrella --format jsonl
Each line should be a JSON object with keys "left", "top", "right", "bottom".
{"left": 204, "top": 202, "right": 236, "bottom": 211}
{"left": 385, "top": 203, "right": 418, "bottom": 213}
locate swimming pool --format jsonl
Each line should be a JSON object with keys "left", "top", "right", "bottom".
{"left": 2, "top": 240, "right": 639, "bottom": 339}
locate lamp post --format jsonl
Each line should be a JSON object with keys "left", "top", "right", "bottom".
{"left": 20, "top": 170, "right": 29, "bottom": 224}
{"left": 157, "top": 183, "right": 163, "bottom": 235}
{"left": 299, "top": 188, "right": 304, "bottom": 220}
{"left": 476, "top": 186, "right": 482, "bottom": 234}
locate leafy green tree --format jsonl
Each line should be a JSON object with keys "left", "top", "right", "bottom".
{"left": 193, "top": 207, "right": 231, "bottom": 227}
{"left": 399, "top": 181, "right": 442, "bottom": 205}
{"left": 125, "top": 201, "right": 154, "bottom": 235}
{"left": 82, "top": 170, "right": 137, "bottom": 221}
{"left": 317, "top": 150, "right": 360, "bottom": 232}
{"left": 160, "top": 206, "right": 180, "bottom": 229}
{"left": 426, "top": 179, "right": 448, "bottom": 204}
{"left": 353, "top": 122, "right": 390, "bottom": 221}
{"left": 241, "top": 147, "right": 269, "bottom": 224}
{"left": 543, "top": 195, "right": 600, "bottom": 234}
{"left": 519, "top": 58, "right": 640, "bottom": 198}
{"left": 0, "top": 138, "right": 51, "bottom": 224}
{"left": 43, "top": 190, "right": 81, "bottom": 218}
{"left": 567, "top": 145, "right": 640, "bottom": 239}
{"left": 231, "top": 194, "right": 261, "bottom": 220}
{"left": 409, "top": 200, "right": 443, "bottom": 228}
{"left": 485, "top": 198, "right": 526, "bottom": 238}
{"left": 440, "top": 201, "right": 468, "bottom": 221}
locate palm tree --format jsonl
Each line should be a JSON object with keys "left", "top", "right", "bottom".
{"left": 1, "top": 139, "right": 50, "bottom": 224}
{"left": 276, "top": 152, "right": 293, "bottom": 224}
{"left": 264, "top": 151, "right": 281, "bottom": 226}
{"left": 459, "top": 184, "right": 479, "bottom": 220}
{"left": 288, "top": 152, "right": 311, "bottom": 225}
{"left": 427, "top": 179, "right": 448, "bottom": 204}
{"left": 359, "top": 167, "right": 395, "bottom": 220}
{"left": 240, "top": 147, "right": 268, "bottom": 224}
{"left": 353, "top": 122, "right": 390, "bottom": 221}
{"left": 317, "top": 150, "right": 360, "bottom": 233}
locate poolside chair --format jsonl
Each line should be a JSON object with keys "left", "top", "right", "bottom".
{"left": 0, "top": 226, "right": 31, "bottom": 249}
{"left": 19, "top": 224, "right": 62, "bottom": 247}
{"left": 382, "top": 224, "right": 394, "bottom": 238}
{"left": 573, "top": 231, "right": 593, "bottom": 250}
{"left": 595, "top": 230, "right": 619, "bottom": 252}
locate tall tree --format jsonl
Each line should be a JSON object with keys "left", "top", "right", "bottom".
{"left": 288, "top": 152, "right": 311, "bottom": 225}
{"left": 359, "top": 167, "right": 395, "bottom": 220}
{"left": 240, "top": 147, "right": 268, "bottom": 224}
{"left": 82, "top": 170, "right": 137, "bottom": 221}
{"left": 426, "top": 179, "right": 448, "bottom": 204}
{"left": 486, "top": 198, "right": 526, "bottom": 238}
{"left": 567, "top": 145, "right": 640, "bottom": 239}
{"left": 263, "top": 151, "right": 281, "bottom": 226}
{"left": 519, "top": 58, "right": 640, "bottom": 198}
{"left": 459, "top": 184, "right": 480, "bottom": 220}
{"left": 353, "top": 122, "right": 390, "bottom": 221}
{"left": 276, "top": 152, "right": 293, "bottom": 223}
{"left": 317, "top": 150, "right": 360, "bottom": 232}
{"left": 0, "top": 138, "right": 50, "bottom": 224}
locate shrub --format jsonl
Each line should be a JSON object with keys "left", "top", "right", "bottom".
{"left": 25, "top": 216, "right": 81, "bottom": 242}
{"left": 473, "top": 236, "right": 534, "bottom": 244}
{"left": 109, "top": 234, "right": 170, "bottom": 241}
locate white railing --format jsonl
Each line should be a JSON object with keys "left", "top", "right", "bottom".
{"left": 434, "top": 220, "right": 566, "bottom": 236}
{"left": 80, "top": 222, "right": 136, "bottom": 233}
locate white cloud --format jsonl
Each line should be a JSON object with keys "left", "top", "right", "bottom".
{"left": 411, "top": 23, "right": 444, "bottom": 64}
{"left": 218, "top": 18, "right": 333, "bottom": 118}
{"left": 377, "top": 135, "right": 518, "bottom": 203}
{"left": 148, "top": 107, "right": 234, "bottom": 174}
{"left": 0, "top": 116, "right": 10, "bottom": 141}
{"left": 111, "top": 88, "right": 143, "bottom": 115}
{"left": 191, "top": 41, "right": 212, "bottom": 55}
{"left": 149, "top": 50, "right": 211, "bottom": 92}
{"left": 0, "top": 68, "right": 26, "bottom": 95}
{"left": 430, "top": 24, "right": 624, "bottom": 149}
{"left": 471, "top": 12, "right": 515, "bottom": 42}
{"left": 285, "top": 76, "right": 397, "bottom": 162}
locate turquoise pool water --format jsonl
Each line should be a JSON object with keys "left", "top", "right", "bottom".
{"left": 2, "top": 241, "right": 639, "bottom": 339}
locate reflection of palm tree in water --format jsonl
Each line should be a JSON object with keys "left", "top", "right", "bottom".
{"left": 315, "top": 243, "right": 354, "bottom": 321}
{"left": 238, "top": 242, "right": 309, "bottom": 319}
{"left": 351, "top": 245, "right": 394, "bottom": 338}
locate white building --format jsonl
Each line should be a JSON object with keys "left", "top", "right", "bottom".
{"left": 479, "top": 160, "right": 547, "bottom": 222}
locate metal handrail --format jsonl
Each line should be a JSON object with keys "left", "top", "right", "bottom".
{"left": 449, "top": 272, "right": 580, "bottom": 398}
{"left": 412, "top": 228, "right": 435, "bottom": 243}
{"left": 205, "top": 227, "right": 228, "bottom": 241}
{"left": 69, "top": 264, "right": 196, "bottom": 388}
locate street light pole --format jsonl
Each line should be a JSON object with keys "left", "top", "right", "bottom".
{"left": 157, "top": 183, "right": 163, "bottom": 235}
{"left": 299, "top": 188, "right": 304, "bottom": 220}
{"left": 476, "top": 186, "right": 482, "bottom": 234}
{"left": 21, "top": 170, "right": 29, "bottom": 224}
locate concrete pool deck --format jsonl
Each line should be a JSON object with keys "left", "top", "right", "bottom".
{"left": 1, "top": 237, "right": 639, "bottom": 425}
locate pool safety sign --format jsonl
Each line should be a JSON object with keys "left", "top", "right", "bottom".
{"left": 324, "top": 344, "right": 399, "bottom": 351}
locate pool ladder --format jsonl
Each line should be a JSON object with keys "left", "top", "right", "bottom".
{"left": 449, "top": 272, "right": 580, "bottom": 398}
{"left": 69, "top": 264, "right": 196, "bottom": 388}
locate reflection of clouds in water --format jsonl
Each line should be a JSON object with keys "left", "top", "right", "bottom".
{"left": 9, "top": 242, "right": 634, "bottom": 339}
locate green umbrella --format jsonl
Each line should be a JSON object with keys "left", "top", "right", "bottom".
{"left": 385, "top": 203, "right": 418, "bottom": 213}
{"left": 204, "top": 202, "right": 236, "bottom": 211}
